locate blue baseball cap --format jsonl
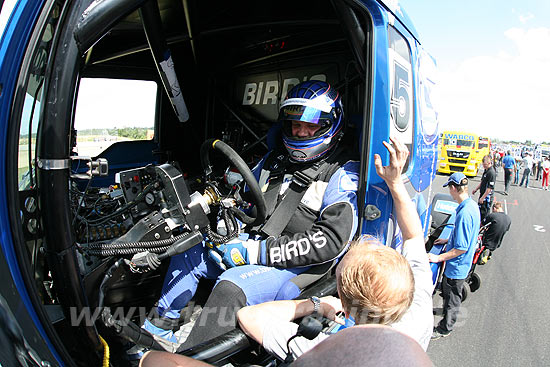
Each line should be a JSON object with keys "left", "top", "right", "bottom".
{"left": 443, "top": 172, "right": 468, "bottom": 187}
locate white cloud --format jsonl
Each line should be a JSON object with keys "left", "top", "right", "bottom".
{"left": 518, "top": 12, "right": 535, "bottom": 24}
{"left": 437, "top": 27, "right": 550, "bottom": 143}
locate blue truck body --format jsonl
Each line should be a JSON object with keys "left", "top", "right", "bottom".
{"left": 0, "top": 0, "right": 440, "bottom": 364}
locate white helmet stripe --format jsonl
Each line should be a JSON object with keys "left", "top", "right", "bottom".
{"left": 280, "top": 97, "right": 333, "bottom": 113}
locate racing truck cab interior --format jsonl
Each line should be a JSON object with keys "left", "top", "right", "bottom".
{"left": 6, "top": 0, "right": 378, "bottom": 365}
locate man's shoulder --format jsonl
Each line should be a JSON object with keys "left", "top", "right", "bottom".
{"left": 319, "top": 149, "right": 359, "bottom": 182}
{"left": 326, "top": 160, "right": 360, "bottom": 190}
{"left": 487, "top": 212, "right": 511, "bottom": 227}
{"left": 497, "top": 211, "right": 512, "bottom": 224}
{"left": 341, "top": 160, "right": 360, "bottom": 174}
{"left": 487, "top": 167, "right": 496, "bottom": 181}
{"left": 484, "top": 166, "right": 496, "bottom": 179}
{"left": 484, "top": 212, "right": 499, "bottom": 224}
{"left": 458, "top": 198, "right": 481, "bottom": 221}
{"left": 460, "top": 197, "right": 476, "bottom": 208}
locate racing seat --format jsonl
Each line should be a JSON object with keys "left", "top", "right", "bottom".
{"left": 276, "top": 260, "right": 338, "bottom": 300}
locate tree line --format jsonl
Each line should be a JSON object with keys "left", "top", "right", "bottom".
{"left": 19, "top": 127, "right": 152, "bottom": 145}
{"left": 76, "top": 127, "right": 151, "bottom": 140}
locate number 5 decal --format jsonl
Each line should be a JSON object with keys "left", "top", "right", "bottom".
{"left": 392, "top": 61, "right": 410, "bottom": 131}
{"left": 389, "top": 48, "right": 413, "bottom": 144}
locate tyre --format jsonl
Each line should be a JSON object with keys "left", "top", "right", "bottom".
{"left": 477, "top": 249, "right": 489, "bottom": 265}
{"left": 469, "top": 273, "right": 481, "bottom": 292}
{"left": 461, "top": 282, "right": 470, "bottom": 302}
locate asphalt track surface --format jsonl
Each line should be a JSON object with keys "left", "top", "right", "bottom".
{"left": 427, "top": 168, "right": 550, "bottom": 367}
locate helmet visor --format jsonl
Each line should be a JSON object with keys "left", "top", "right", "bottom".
{"left": 279, "top": 97, "right": 334, "bottom": 124}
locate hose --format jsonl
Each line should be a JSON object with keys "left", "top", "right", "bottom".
{"left": 98, "top": 259, "right": 125, "bottom": 309}
{"left": 86, "top": 232, "right": 189, "bottom": 257}
{"left": 204, "top": 208, "right": 239, "bottom": 244}
{"left": 87, "top": 246, "right": 172, "bottom": 257}
{"left": 99, "top": 335, "right": 110, "bottom": 367}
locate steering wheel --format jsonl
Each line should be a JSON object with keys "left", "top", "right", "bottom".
{"left": 200, "top": 139, "right": 267, "bottom": 226}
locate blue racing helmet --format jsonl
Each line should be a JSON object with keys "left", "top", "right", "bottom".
{"left": 279, "top": 80, "right": 344, "bottom": 162}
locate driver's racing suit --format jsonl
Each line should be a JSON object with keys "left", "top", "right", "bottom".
{"left": 145, "top": 148, "right": 359, "bottom": 346}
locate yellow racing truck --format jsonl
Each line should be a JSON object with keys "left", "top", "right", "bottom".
{"left": 474, "top": 136, "right": 491, "bottom": 163}
{"left": 438, "top": 130, "right": 481, "bottom": 177}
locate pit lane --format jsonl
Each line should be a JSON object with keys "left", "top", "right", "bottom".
{"left": 427, "top": 169, "right": 550, "bottom": 366}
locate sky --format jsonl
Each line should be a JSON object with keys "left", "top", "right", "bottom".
{"left": 74, "top": 78, "right": 157, "bottom": 130}
{"left": 398, "top": 0, "right": 550, "bottom": 143}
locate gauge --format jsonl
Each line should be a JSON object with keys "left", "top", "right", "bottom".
{"left": 145, "top": 192, "right": 156, "bottom": 205}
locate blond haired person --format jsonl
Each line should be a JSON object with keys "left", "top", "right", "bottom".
{"left": 236, "top": 137, "right": 434, "bottom": 360}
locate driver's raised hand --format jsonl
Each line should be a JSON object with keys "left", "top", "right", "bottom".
{"left": 374, "top": 136, "right": 409, "bottom": 187}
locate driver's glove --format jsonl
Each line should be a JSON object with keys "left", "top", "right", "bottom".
{"left": 207, "top": 236, "right": 266, "bottom": 270}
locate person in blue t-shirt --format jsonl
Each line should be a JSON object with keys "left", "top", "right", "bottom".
{"left": 501, "top": 151, "right": 515, "bottom": 195}
{"left": 427, "top": 172, "right": 481, "bottom": 339}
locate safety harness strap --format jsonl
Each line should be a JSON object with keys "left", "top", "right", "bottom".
{"left": 260, "top": 160, "right": 328, "bottom": 238}
{"left": 262, "top": 172, "right": 284, "bottom": 217}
